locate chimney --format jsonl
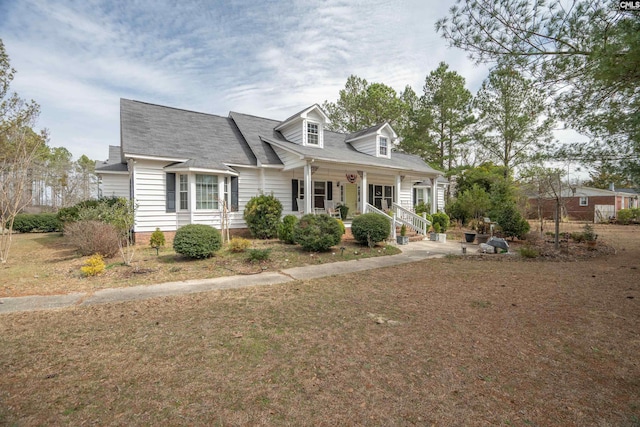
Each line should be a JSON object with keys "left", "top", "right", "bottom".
{"left": 609, "top": 182, "right": 615, "bottom": 192}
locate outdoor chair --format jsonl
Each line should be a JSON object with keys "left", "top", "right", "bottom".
{"left": 325, "top": 200, "right": 342, "bottom": 219}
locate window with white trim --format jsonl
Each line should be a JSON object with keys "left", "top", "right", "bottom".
{"left": 196, "top": 174, "right": 218, "bottom": 210}
{"left": 179, "top": 174, "right": 188, "bottom": 210}
{"left": 579, "top": 196, "right": 588, "bottom": 206}
{"left": 379, "top": 137, "right": 388, "bottom": 156}
{"left": 307, "top": 122, "right": 319, "bottom": 145}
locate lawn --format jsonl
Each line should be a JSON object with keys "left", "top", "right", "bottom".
{"left": 0, "top": 224, "right": 639, "bottom": 425}
{"left": 0, "top": 232, "right": 400, "bottom": 298}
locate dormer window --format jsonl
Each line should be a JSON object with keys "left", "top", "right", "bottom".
{"left": 379, "top": 137, "right": 388, "bottom": 156}
{"left": 307, "top": 122, "right": 319, "bottom": 145}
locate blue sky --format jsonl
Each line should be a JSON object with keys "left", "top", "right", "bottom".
{"left": 0, "top": 0, "right": 580, "bottom": 164}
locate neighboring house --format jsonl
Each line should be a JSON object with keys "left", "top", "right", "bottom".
{"left": 528, "top": 185, "right": 640, "bottom": 222}
{"left": 96, "top": 99, "right": 447, "bottom": 242}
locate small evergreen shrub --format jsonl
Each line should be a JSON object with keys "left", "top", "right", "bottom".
{"left": 278, "top": 215, "right": 298, "bottom": 244}
{"left": 518, "top": 246, "right": 539, "bottom": 258}
{"left": 243, "top": 194, "right": 283, "bottom": 239}
{"left": 65, "top": 220, "right": 120, "bottom": 257}
{"left": 617, "top": 208, "right": 633, "bottom": 225}
{"left": 149, "top": 228, "right": 166, "bottom": 248}
{"left": 173, "top": 224, "right": 222, "bottom": 259}
{"left": 351, "top": 213, "right": 391, "bottom": 246}
{"left": 293, "top": 214, "right": 343, "bottom": 252}
{"left": 247, "top": 248, "right": 271, "bottom": 262}
{"left": 81, "top": 254, "right": 106, "bottom": 277}
{"left": 414, "top": 202, "right": 430, "bottom": 216}
{"left": 433, "top": 222, "right": 441, "bottom": 233}
{"left": 431, "top": 212, "right": 450, "bottom": 233}
{"left": 228, "top": 237, "right": 251, "bottom": 253}
{"left": 12, "top": 213, "right": 61, "bottom": 233}
{"left": 57, "top": 197, "right": 120, "bottom": 225}
{"left": 495, "top": 205, "right": 530, "bottom": 240}
{"left": 336, "top": 219, "right": 346, "bottom": 235}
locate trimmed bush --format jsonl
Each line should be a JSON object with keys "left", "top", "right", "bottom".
{"left": 278, "top": 215, "right": 299, "bottom": 244}
{"left": 64, "top": 220, "right": 120, "bottom": 257}
{"left": 150, "top": 228, "right": 166, "bottom": 248}
{"left": 247, "top": 248, "right": 271, "bottom": 262}
{"left": 293, "top": 214, "right": 342, "bottom": 252}
{"left": 12, "top": 213, "right": 61, "bottom": 233}
{"left": 228, "top": 237, "right": 251, "bottom": 253}
{"left": 173, "top": 224, "right": 222, "bottom": 259}
{"left": 617, "top": 208, "right": 633, "bottom": 225}
{"left": 243, "top": 194, "right": 283, "bottom": 239}
{"left": 431, "top": 212, "right": 450, "bottom": 233}
{"left": 351, "top": 213, "right": 390, "bottom": 246}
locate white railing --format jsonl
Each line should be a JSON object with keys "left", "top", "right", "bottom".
{"left": 391, "top": 202, "right": 431, "bottom": 236}
{"left": 364, "top": 203, "right": 396, "bottom": 240}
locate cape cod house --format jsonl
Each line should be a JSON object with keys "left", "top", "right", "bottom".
{"left": 96, "top": 99, "right": 447, "bottom": 242}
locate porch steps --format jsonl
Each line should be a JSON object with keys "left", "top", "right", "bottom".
{"left": 395, "top": 226, "right": 425, "bottom": 242}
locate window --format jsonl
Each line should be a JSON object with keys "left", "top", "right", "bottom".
{"left": 307, "top": 122, "right": 319, "bottom": 145}
{"left": 179, "top": 175, "right": 188, "bottom": 210}
{"left": 166, "top": 173, "right": 176, "bottom": 213}
{"left": 314, "top": 180, "right": 326, "bottom": 209}
{"left": 379, "top": 137, "right": 388, "bottom": 156}
{"left": 368, "top": 184, "right": 394, "bottom": 210}
{"left": 196, "top": 174, "right": 218, "bottom": 210}
{"left": 579, "top": 196, "right": 588, "bottom": 206}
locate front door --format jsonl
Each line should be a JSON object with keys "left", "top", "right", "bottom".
{"left": 344, "top": 183, "right": 357, "bottom": 218}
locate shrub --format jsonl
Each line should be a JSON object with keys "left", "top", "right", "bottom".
{"left": 617, "top": 208, "right": 633, "bottom": 225}
{"left": 337, "top": 204, "right": 349, "bottom": 220}
{"left": 518, "top": 246, "right": 539, "bottom": 259}
{"left": 173, "top": 224, "right": 222, "bottom": 259}
{"left": 351, "top": 213, "right": 390, "bottom": 246}
{"left": 149, "top": 228, "right": 166, "bottom": 248}
{"left": 228, "top": 237, "right": 251, "bottom": 253}
{"left": 336, "top": 219, "right": 346, "bottom": 235}
{"left": 247, "top": 248, "right": 271, "bottom": 262}
{"left": 11, "top": 213, "right": 61, "bottom": 233}
{"left": 414, "top": 202, "right": 431, "bottom": 217}
{"left": 433, "top": 222, "right": 441, "bottom": 233}
{"left": 495, "top": 205, "right": 530, "bottom": 240}
{"left": 278, "top": 215, "right": 298, "bottom": 244}
{"left": 243, "top": 194, "right": 283, "bottom": 239}
{"left": 64, "top": 220, "right": 120, "bottom": 257}
{"left": 81, "top": 254, "right": 105, "bottom": 277}
{"left": 431, "top": 212, "right": 450, "bottom": 233}
{"left": 57, "top": 197, "right": 120, "bottom": 225}
{"left": 293, "top": 214, "right": 343, "bottom": 252}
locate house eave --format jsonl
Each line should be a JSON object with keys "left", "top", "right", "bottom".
{"left": 124, "top": 153, "right": 189, "bottom": 163}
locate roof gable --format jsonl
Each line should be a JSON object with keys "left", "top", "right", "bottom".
{"left": 274, "top": 104, "right": 330, "bottom": 131}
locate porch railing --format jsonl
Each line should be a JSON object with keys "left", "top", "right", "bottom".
{"left": 364, "top": 203, "right": 396, "bottom": 240}
{"left": 391, "top": 202, "right": 431, "bottom": 236}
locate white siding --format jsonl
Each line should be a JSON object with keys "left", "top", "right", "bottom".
{"left": 279, "top": 121, "right": 303, "bottom": 145}
{"left": 437, "top": 186, "right": 446, "bottom": 212}
{"left": 132, "top": 159, "right": 177, "bottom": 233}
{"left": 100, "top": 173, "right": 129, "bottom": 199}
{"left": 399, "top": 180, "right": 413, "bottom": 209}
{"left": 272, "top": 146, "right": 306, "bottom": 170}
{"left": 306, "top": 110, "right": 324, "bottom": 122}
{"left": 350, "top": 136, "right": 377, "bottom": 156}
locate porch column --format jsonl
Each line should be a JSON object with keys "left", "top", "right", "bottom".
{"left": 303, "top": 162, "right": 312, "bottom": 214}
{"left": 360, "top": 171, "right": 367, "bottom": 213}
{"left": 431, "top": 178, "right": 438, "bottom": 214}
{"left": 395, "top": 175, "right": 402, "bottom": 207}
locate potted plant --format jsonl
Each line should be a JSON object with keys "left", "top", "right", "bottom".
{"left": 337, "top": 203, "right": 349, "bottom": 220}
{"left": 463, "top": 230, "right": 477, "bottom": 243}
{"left": 397, "top": 224, "right": 409, "bottom": 245}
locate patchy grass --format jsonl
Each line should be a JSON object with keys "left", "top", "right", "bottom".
{"left": 0, "top": 225, "right": 639, "bottom": 425}
{"left": 1, "top": 233, "right": 400, "bottom": 297}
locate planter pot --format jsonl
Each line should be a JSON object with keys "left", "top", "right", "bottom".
{"left": 436, "top": 233, "right": 447, "bottom": 243}
{"left": 429, "top": 233, "right": 437, "bottom": 241}
{"left": 396, "top": 235, "right": 409, "bottom": 245}
{"left": 464, "top": 232, "right": 477, "bottom": 243}
{"left": 476, "top": 234, "right": 490, "bottom": 244}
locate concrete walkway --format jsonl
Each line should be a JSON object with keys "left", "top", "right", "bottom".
{"left": 0, "top": 239, "right": 464, "bottom": 314}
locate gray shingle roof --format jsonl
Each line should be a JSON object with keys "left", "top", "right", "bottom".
{"left": 95, "top": 145, "right": 128, "bottom": 173}
{"left": 120, "top": 99, "right": 256, "bottom": 169}
{"left": 346, "top": 123, "right": 388, "bottom": 141}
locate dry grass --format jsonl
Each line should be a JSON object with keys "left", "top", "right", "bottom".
{"left": 1, "top": 224, "right": 639, "bottom": 425}
{"left": 0, "top": 233, "right": 399, "bottom": 298}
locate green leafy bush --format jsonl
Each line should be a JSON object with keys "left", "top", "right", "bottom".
{"left": 414, "top": 202, "right": 431, "bottom": 216}
{"left": 173, "top": 224, "right": 222, "bottom": 259}
{"left": 228, "top": 237, "right": 251, "bottom": 253}
{"left": 431, "top": 212, "right": 450, "bottom": 233}
{"left": 57, "top": 197, "right": 120, "bottom": 224}
{"left": 243, "top": 194, "right": 283, "bottom": 239}
{"left": 64, "top": 220, "right": 120, "bottom": 257}
{"left": 617, "top": 208, "right": 633, "bottom": 225}
{"left": 278, "top": 215, "right": 299, "bottom": 244}
{"left": 495, "top": 205, "right": 530, "bottom": 240}
{"left": 11, "top": 213, "right": 61, "bottom": 233}
{"left": 247, "top": 248, "right": 271, "bottom": 262}
{"left": 351, "top": 213, "right": 390, "bottom": 246}
{"left": 293, "top": 214, "right": 343, "bottom": 252}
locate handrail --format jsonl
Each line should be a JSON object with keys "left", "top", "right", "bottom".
{"left": 392, "top": 202, "right": 431, "bottom": 235}
{"left": 364, "top": 203, "right": 396, "bottom": 240}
